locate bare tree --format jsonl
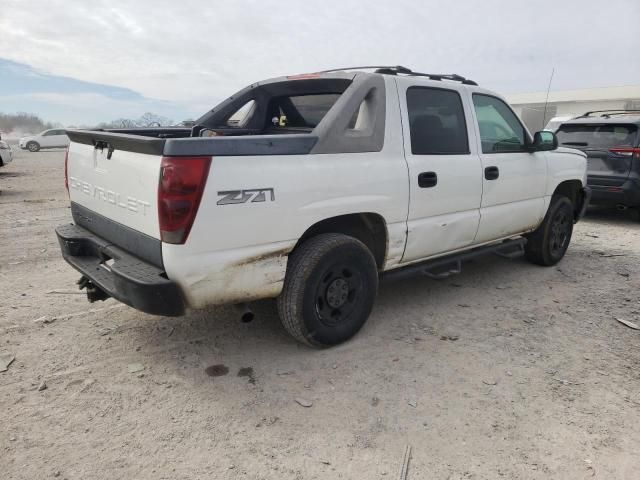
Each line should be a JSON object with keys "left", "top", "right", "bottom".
{"left": 96, "top": 113, "right": 174, "bottom": 129}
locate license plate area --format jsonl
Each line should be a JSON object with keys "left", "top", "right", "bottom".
{"left": 92, "top": 142, "right": 112, "bottom": 173}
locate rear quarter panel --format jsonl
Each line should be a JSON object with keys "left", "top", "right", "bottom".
{"left": 163, "top": 78, "right": 409, "bottom": 308}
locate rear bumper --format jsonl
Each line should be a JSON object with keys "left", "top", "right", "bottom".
{"left": 589, "top": 178, "right": 640, "bottom": 208}
{"left": 56, "top": 223, "right": 185, "bottom": 316}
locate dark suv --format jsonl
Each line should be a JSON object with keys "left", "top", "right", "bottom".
{"left": 555, "top": 111, "right": 640, "bottom": 215}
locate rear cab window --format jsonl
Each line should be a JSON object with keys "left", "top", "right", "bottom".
{"left": 267, "top": 94, "right": 341, "bottom": 130}
{"left": 199, "top": 77, "right": 353, "bottom": 136}
{"left": 556, "top": 124, "right": 639, "bottom": 150}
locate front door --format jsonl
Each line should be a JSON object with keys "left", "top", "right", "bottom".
{"left": 399, "top": 81, "right": 483, "bottom": 263}
{"left": 470, "top": 93, "right": 547, "bottom": 243}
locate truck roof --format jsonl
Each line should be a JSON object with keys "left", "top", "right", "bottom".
{"left": 559, "top": 115, "right": 640, "bottom": 126}
{"left": 316, "top": 65, "right": 478, "bottom": 86}
{"left": 561, "top": 110, "right": 640, "bottom": 125}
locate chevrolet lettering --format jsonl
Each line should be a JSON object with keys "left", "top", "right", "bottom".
{"left": 68, "top": 176, "right": 151, "bottom": 214}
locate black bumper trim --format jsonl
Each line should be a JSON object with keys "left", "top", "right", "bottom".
{"left": 56, "top": 223, "right": 185, "bottom": 316}
{"left": 71, "top": 202, "right": 163, "bottom": 268}
{"left": 588, "top": 177, "right": 640, "bottom": 208}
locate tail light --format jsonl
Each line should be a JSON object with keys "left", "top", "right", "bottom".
{"left": 158, "top": 156, "right": 211, "bottom": 244}
{"left": 609, "top": 146, "right": 640, "bottom": 159}
{"left": 64, "top": 147, "right": 69, "bottom": 194}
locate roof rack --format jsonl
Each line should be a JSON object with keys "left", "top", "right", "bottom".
{"left": 579, "top": 109, "right": 640, "bottom": 118}
{"left": 318, "top": 65, "right": 478, "bottom": 86}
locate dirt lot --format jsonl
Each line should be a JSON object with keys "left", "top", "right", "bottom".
{"left": 1, "top": 146, "right": 639, "bottom": 480}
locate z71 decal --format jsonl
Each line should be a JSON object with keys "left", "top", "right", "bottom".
{"left": 217, "top": 188, "right": 275, "bottom": 205}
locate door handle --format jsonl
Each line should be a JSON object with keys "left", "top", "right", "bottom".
{"left": 484, "top": 166, "right": 499, "bottom": 180}
{"left": 418, "top": 171, "right": 438, "bottom": 188}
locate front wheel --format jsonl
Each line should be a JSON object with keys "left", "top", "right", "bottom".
{"left": 525, "top": 195, "right": 574, "bottom": 266}
{"left": 27, "top": 142, "right": 40, "bottom": 152}
{"left": 277, "top": 233, "right": 378, "bottom": 347}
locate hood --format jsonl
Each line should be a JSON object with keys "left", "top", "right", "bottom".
{"left": 555, "top": 146, "right": 587, "bottom": 158}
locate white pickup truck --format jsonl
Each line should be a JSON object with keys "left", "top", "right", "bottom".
{"left": 56, "top": 66, "right": 590, "bottom": 347}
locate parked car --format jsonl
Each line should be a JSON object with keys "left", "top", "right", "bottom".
{"left": 0, "top": 140, "right": 13, "bottom": 167}
{"left": 56, "top": 66, "right": 589, "bottom": 347}
{"left": 545, "top": 115, "right": 577, "bottom": 132}
{"left": 19, "top": 129, "right": 70, "bottom": 152}
{"left": 555, "top": 111, "right": 640, "bottom": 214}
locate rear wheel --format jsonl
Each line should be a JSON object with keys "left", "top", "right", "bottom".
{"left": 27, "top": 142, "right": 40, "bottom": 152}
{"left": 277, "top": 233, "right": 378, "bottom": 347}
{"left": 525, "top": 195, "right": 574, "bottom": 266}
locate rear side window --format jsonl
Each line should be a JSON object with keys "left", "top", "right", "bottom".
{"left": 556, "top": 124, "right": 638, "bottom": 149}
{"left": 406, "top": 87, "right": 469, "bottom": 155}
{"left": 267, "top": 94, "right": 341, "bottom": 129}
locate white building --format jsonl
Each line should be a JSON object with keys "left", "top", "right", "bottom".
{"left": 506, "top": 85, "right": 640, "bottom": 132}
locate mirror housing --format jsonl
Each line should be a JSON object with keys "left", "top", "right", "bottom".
{"left": 529, "top": 130, "right": 558, "bottom": 152}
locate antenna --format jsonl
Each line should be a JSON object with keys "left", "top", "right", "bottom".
{"left": 541, "top": 67, "right": 555, "bottom": 130}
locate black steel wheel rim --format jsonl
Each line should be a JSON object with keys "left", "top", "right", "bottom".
{"left": 315, "top": 264, "right": 363, "bottom": 327}
{"left": 550, "top": 208, "right": 570, "bottom": 257}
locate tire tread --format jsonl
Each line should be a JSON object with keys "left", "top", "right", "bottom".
{"left": 525, "top": 195, "right": 574, "bottom": 266}
{"left": 277, "top": 233, "right": 377, "bottom": 347}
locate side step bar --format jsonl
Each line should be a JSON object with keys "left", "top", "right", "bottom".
{"left": 382, "top": 238, "right": 527, "bottom": 282}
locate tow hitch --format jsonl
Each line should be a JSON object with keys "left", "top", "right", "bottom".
{"left": 77, "top": 276, "right": 110, "bottom": 303}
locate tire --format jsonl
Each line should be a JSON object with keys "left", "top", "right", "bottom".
{"left": 27, "top": 142, "right": 40, "bottom": 152}
{"left": 277, "top": 233, "right": 378, "bottom": 347}
{"left": 525, "top": 195, "right": 574, "bottom": 266}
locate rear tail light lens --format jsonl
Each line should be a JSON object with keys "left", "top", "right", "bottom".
{"left": 158, "top": 156, "right": 211, "bottom": 244}
{"left": 64, "top": 147, "right": 69, "bottom": 194}
{"left": 609, "top": 146, "right": 640, "bottom": 158}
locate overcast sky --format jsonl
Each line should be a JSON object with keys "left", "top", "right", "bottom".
{"left": 1, "top": 0, "right": 639, "bottom": 125}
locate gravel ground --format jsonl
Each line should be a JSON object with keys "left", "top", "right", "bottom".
{"left": 1, "top": 147, "right": 640, "bottom": 480}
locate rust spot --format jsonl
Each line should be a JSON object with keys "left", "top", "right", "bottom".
{"left": 232, "top": 246, "right": 292, "bottom": 268}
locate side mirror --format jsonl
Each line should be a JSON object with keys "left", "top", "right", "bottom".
{"left": 530, "top": 130, "right": 558, "bottom": 151}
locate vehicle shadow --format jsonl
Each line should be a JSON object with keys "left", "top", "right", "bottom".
{"left": 0, "top": 171, "right": 29, "bottom": 177}
{"left": 126, "top": 252, "right": 547, "bottom": 388}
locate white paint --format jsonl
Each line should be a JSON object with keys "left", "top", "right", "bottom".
{"left": 66, "top": 74, "right": 588, "bottom": 310}
{"left": 67, "top": 142, "right": 161, "bottom": 238}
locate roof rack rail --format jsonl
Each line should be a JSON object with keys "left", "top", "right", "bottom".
{"left": 579, "top": 109, "right": 640, "bottom": 118}
{"left": 318, "top": 65, "right": 478, "bottom": 86}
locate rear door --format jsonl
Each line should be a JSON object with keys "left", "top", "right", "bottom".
{"left": 49, "top": 129, "right": 68, "bottom": 147}
{"left": 39, "top": 130, "right": 57, "bottom": 147}
{"left": 398, "top": 80, "right": 483, "bottom": 263}
{"left": 556, "top": 123, "right": 638, "bottom": 186}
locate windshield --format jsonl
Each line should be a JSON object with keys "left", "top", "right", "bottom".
{"left": 556, "top": 123, "right": 638, "bottom": 149}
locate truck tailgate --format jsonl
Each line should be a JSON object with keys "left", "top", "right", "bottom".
{"left": 67, "top": 140, "right": 161, "bottom": 239}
